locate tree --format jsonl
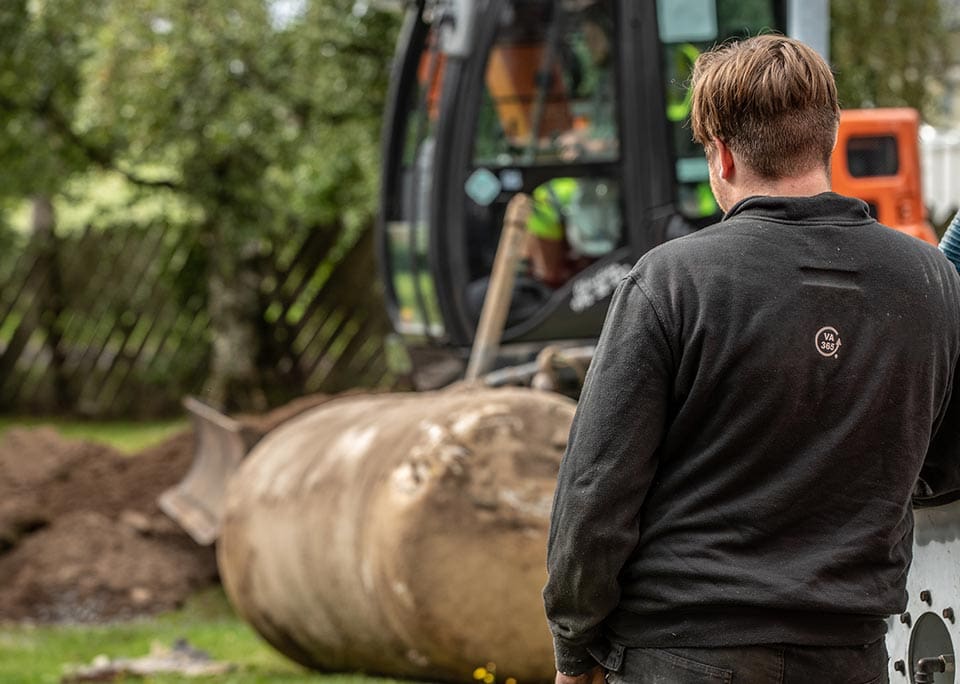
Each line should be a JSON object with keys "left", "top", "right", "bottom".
{"left": 0, "top": 1, "right": 99, "bottom": 199}
{"left": 831, "top": 0, "right": 953, "bottom": 122}
{"left": 75, "top": 0, "right": 399, "bottom": 409}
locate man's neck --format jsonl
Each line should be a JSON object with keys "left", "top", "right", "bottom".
{"left": 732, "top": 168, "right": 831, "bottom": 205}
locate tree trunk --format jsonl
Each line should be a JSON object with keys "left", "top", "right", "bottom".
{"left": 203, "top": 218, "right": 267, "bottom": 413}
{"left": 32, "top": 195, "right": 71, "bottom": 411}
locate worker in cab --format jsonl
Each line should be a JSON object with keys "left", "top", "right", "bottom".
{"left": 525, "top": 176, "right": 621, "bottom": 288}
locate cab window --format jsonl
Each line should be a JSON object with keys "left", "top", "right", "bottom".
{"left": 473, "top": 0, "right": 619, "bottom": 166}
{"left": 462, "top": 0, "right": 624, "bottom": 310}
{"left": 656, "top": 0, "right": 784, "bottom": 220}
{"left": 846, "top": 136, "right": 899, "bottom": 177}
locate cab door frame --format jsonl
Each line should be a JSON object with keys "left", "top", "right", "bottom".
{"left": 428, "top": 0, "right": 665, "bottom": 347}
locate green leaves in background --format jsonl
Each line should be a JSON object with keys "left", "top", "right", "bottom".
{"left": 0, "top": 0, "right": 399, "bottom": 234}
{"left": 831, "top": 0, "right": 955, "bottom": 123}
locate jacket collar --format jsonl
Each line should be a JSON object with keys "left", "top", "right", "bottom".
{"left": 722, "top": 192, "right": 874, "bottom": 225}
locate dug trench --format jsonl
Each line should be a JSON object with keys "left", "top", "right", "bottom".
{"left": 0, "top": 393, "right": 332, "bottom": 624}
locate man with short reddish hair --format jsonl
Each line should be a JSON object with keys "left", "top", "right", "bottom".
{"left": 544, "top": 35, "right": 960, "bottom": 683}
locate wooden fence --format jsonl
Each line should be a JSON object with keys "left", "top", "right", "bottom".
{"left": 252, "top": 223, "right": 403, "bottom": 405}
{"left": 0, "top": 221, "right": 400, "bottom": 418}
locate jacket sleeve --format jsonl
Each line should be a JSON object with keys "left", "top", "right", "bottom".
{"left": 543, "top": 275, "right": 674, "bottom": 673}
{"left": 915, "top": 361, "right": 960, "bottom": 507}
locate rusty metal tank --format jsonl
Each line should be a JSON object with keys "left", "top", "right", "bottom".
{"left": 216, "top": 386, "right": 575, "bottom": 683}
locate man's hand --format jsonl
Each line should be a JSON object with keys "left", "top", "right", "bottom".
{"left": 556, "top": 666, "right": 605, "bottom": 684}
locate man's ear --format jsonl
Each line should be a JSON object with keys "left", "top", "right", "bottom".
{"left": 714, "top": 138, "right": 735, "bottom": 180}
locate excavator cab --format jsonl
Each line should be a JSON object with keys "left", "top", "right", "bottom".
{"left": 378, "top": 0, "right": 789, "bottom": 353}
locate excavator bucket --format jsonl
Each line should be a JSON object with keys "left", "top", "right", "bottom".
{"left": 158, "top": 396, "right": 259, "bottom": 545}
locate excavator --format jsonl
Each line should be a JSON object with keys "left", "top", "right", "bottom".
{"left": 376, "top": 0, "right": 938, "bottom": 381}
{"left": 162, "top": 2, "right": 958, "bottom": 683}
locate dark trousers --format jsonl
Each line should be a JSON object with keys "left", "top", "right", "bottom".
{"left": 601, "top": 641, "right": 888, "bottom": 684}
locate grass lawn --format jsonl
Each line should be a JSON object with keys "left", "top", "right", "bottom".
{"left": 0, "top": 421, "right": 428, "bottom": 683}
{"left": 0, "top": 416, "right": 188, "bottom": 453}
{"left": 0, "top": 588, "right": 415, "bottom": 684}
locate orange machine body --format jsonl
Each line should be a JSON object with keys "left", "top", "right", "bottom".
{"left": 832, "top": 108, "right": 938, "bottom": 245}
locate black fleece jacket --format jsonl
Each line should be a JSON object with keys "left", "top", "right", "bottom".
{"left": 543, "top": 193, "right": 960, "bottom": 675}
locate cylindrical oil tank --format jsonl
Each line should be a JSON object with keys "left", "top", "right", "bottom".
{"left": 217, "top": 386, "right": 575, "bottom": 683}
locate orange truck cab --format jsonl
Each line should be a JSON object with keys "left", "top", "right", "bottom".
{"left": 832, "top": 108, "right": 938, "bottom": 245}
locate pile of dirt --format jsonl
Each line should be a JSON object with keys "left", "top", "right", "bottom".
{"left": 0, "top": 427, "right": 217, "bottom": 623}
{"left": 0, "top": 393, "right": 333, "bottom": 624}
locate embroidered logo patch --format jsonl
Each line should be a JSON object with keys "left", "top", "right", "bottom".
{"left": 815, "top": 326, "right": 842, "bottom": 358}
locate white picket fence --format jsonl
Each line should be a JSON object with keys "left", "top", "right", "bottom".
{"left": 921, "top": 125, "right": 960, "bottom": 225}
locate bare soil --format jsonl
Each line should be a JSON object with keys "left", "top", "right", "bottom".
{"left": 0, "top": 394, "right": 333, "bottom": 623}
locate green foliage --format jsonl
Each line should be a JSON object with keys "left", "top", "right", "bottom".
{"left": 0, "top": 206, "right": 24, "bottom": 272}
{"left": 831, "top": 0, "right": 953, "bottom": 121}
{"left": 80, "top": 0, "right": 399, "bottom": 237}
{"left": 0, "top": 0, "right": 400, "bottom": 259}
{"left": 54, "top": 169, "right": 202, "bottom": 234}
{"left": 0, "top": 0, "right": 401, "bottom": 251}
{"left": 0, "top": 0, "right": 402, "bottom": 412}
{"left": 0, "top": 0, "right": 107, "bottom": 199}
